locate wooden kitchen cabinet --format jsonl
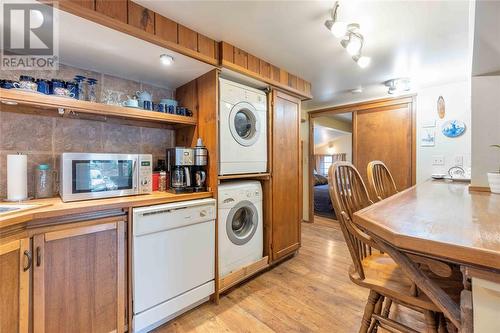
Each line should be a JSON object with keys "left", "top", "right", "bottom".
{"left": 33, "top": 218, "right": 126, "bottom": 333}
{"left": 271, "top": 90, "right": 302, "bottom": 261}
{"left": 0, "top": 238, "right": 30, "bottom": 333}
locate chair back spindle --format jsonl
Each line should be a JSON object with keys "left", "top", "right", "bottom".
{"left": 328, "top": 162, "right": 374, "bottom": 280}
{"left": 367, "top": 161, "right": 398, "bottom": 201}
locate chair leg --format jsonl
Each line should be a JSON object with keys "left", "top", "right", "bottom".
{"left": 359, "top": 290, "right": 381, "bottom": 333}
{"left": 437, "top": 314, "right": 448, "bottom": 333}
{"left": 424, "top": 310, "right": 438, "bottom": 333}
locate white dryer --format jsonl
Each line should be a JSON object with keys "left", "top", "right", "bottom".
{"left": 219, "top": 78, "right": 267, "bottom": 175}
{"left": 218, "top": 181, "right": 263, "bottom": 277}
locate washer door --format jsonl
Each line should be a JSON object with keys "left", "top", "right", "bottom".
{"left": 226, "top": 200, "right": 258, "bottom": 245}
{"left": 229, "top": 102, "right": 260, "bottom": 147}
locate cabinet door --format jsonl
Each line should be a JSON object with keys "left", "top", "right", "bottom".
{"left": 0, "top": 238, "right": 30, "bottom": 333}
{"left": 272, "top": 90, "right": 301, "bottom": 261}
{"left": 33, "top": 220, "right": 126, "bottom": 333}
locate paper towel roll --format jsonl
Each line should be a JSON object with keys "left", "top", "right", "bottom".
{"left": 7, "top": 154, "right": 28, "bottom": 201}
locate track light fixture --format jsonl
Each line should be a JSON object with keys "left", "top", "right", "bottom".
{"left": 325, "top": 1, "right": 370, "bottom": 69}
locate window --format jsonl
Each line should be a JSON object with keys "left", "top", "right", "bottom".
{"left": 320, "top": 155, "right": 333, "bottom": 176}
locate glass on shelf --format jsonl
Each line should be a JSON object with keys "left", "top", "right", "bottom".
{"left": 74, "top": 75, "right": 86, "bottom": 101}
{"left": 87, "top": 78, "right": 98, "bottom": 102}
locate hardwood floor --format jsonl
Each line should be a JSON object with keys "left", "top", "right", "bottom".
{"left": 153, "top": 216, "right": 422, "bottom": 333}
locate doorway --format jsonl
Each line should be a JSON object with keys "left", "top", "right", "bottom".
{"left": 307, "top": 95, "right": 416, "bottom": 224}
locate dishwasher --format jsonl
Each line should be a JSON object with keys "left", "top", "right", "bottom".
{"left": 132, "top": 198, "right": 216, "bottom": 333}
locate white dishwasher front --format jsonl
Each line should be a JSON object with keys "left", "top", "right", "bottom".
{"left": 132, "top": 198, "right": 216, "bottom": 332}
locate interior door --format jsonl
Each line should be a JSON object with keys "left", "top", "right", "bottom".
{"left": 354, "top": 103, "right": 415, "bottom": 191}
{"left": 272, "top": 90, "right": 301, "bottom": 261}
{"left": 0, "top": 238, "right": 30, "bottom": 333}
{"left": 33, "top": 219, "right": 125, "bottom": 333}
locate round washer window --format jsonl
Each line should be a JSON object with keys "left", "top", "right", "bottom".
{"left": 234, "top": 109, "right": 255, "bottom": 139}
{"left": 229, "top": 102, "right": 260, "bottom": 147}
{"left": 226, "top": 200, "right": 258, "bottom": 245}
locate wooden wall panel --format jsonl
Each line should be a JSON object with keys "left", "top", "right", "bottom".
{"left": 260, "top": 60, "right": 271, "bottom": 79}
{"left": 234, "top": 47, "right": 248, "bottom": 68}
{"left": 64, "top": 0, "right": 95, "bottom": 10}
{"left": 198, "top": 34, "right": 215, "bottom": 59}
{"left": 279, "top": 69, "right": 288, "bottom": 86}
{"left": 154, "top": 13, "right": 177, "bottom": 43}
{"left": 247, "top": 54, "right": 260, "bottom": 74}
{"left": 95, "top": 0, "right": 127, "bottom": 23}
{"left": 178, "top": 25, "right": 198, "bottom": 51}
{"left": 128, "top": 1, "right": 154, "bottom": 33}
{"left": 271, "top": 65, "right": 280, "bottom": 82}
{"left": 288, "top": 74, "right": 297, "bottom": 90}
{"left": 221, "top": 42, "right": 234, "bottom": 63}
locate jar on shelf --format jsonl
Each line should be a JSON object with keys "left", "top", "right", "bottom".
{"left": 74, "top": 75, "right": 86, "bottom": 100}
{"left": 87, "top": 78, "right": 98, "bottom": 102}
{"left": 35, "top": 164, "right": 53, "bottom": 199}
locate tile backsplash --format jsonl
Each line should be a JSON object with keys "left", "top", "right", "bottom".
{"left": 0, "top": 63, "right": 176, "bottom": 198}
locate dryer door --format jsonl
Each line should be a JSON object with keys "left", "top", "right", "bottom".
{"left": 229, "top": 102, "right": 260, "bottom": 147}
{"left": 226, "top": 200, "right": 259, "bottom": 245}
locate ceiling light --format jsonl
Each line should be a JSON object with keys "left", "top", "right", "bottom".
{"left": 160, "top": 54, "right": 174, "bottom": 66}
{"left": 385, "top": 78, "right": 411, "bottom": 94}
{"left": 331, "top": 21, "right": 348, "bottom": 38}
{"left": 356, "top": 56, "right": 371, "bottom": 68}
{"left": 345, "top": 35, "right": 362, "bottom": 56}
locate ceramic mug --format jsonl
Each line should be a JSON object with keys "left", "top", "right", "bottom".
{"left": 0, "top": 80, "right": 18, "bottom": 89}
{"left": 36, "top": 79, "right": 50, "bottom": 94}
{"left": 53, "top": 87, "right": 75, "bottom": 98}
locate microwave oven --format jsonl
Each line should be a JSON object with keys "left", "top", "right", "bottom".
{"left": 60, "top": 153, "right": 152, "bottom": 202}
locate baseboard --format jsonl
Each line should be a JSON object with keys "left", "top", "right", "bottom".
{"left": 219, "top": 256, "right": 269, "bottom": 293}
{"left": 469, "top": 185, "right": 491, "bottom": 193}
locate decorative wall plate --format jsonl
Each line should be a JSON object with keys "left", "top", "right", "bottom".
{"left": 437, "top": 96, "right": 445, "bottom": 119}
{"left": 441, "top": 120, "right": 466, "bottom": 138}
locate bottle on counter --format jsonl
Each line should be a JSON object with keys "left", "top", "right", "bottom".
{"left": 159, "top": 171, "right": 167, "bottom": 192}
{"left": 35, "top": 164, "right": 53, "bottom": 198}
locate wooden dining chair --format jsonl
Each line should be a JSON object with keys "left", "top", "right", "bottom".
{"left": 367, "top": 160, "right": 398, "bottom": 201}
{"left": 328, "top": 161, "right": 460, "bottom": 333}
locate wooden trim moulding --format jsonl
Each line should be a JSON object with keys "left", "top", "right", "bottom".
{"left": 308, "top": 94, "right": 417, "bottom": 117}
{"left": 41, "top": 0, "right": 219, "bottom": 66}
{"left": 218, "top": 256, "right": 269, "bottom": 293}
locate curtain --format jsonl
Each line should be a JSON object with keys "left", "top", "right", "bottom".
{"left": 315, "top": 155, "right": 322, "bottom": 173}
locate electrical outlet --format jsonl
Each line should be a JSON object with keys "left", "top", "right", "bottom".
{"left": 455, "top": 155, "right": 464, "bottom": 166}
{"left": 432, "top": 155, "right": 445, "bottom": 166}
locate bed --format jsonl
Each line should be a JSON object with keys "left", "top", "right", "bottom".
{"left": 313, "top": 174, "right": 336, "bottom": 220}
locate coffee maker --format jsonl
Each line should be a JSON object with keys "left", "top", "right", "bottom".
{"left": 167, "top": 147, "right": 194, "bottom": 193}
{"left": 193, "top": 138, "right": 208, "bottom": 192}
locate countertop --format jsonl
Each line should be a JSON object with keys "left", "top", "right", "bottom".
{"left": 353, "top": 181, "right": 500, "bottom": 270}
{"left": 0, "top": 191, "right": 213, "bottom": 231}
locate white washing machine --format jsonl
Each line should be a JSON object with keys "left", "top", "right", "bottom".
{"left": 219, "top": 78, "right": 267, "bottom": 175}
{"left": 218, "top": 181, "right": 263, "bottom": 277}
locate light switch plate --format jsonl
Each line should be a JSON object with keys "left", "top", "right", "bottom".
{"left": 432, "top": 155, "right": 445, "bottom": 165}
{"left": 455, "top": 155, "right": 464, "bottom": 166}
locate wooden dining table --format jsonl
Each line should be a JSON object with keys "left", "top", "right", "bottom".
{"left": 353, "top": 180, "right": 500, "bottom": 332}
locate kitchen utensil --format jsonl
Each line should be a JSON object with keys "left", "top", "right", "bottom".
{"left": 123, "top": 96, "right": 139, "bottom": 108}
{"left": 136, "top": 90, "right": 152, "bottom": 108}
{"left": 17, "top": 75, "right": 37, "bottom": 91}
{"left": 36, "top": 79, "right": 50, "bottom": 94}
{"left": 0, "top": 80, "right": 17, "bottom": 89}
{"left": 53, "top": 87, "right": 75, "bottom": 98}
{"left": 143, "top": 100, "right": 152, "bottom": 110}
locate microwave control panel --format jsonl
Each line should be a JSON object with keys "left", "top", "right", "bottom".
{"left": 138, "top": 155, "right": 153, "bottom": 193}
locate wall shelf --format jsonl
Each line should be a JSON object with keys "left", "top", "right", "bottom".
{"left": 0, "top": 89, "right": 197, "bottom": 126}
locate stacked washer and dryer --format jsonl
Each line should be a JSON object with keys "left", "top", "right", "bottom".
{"left": 218, "top": 78, "right": 267, "bottom": 278}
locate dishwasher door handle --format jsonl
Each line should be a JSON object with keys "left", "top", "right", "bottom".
{"left": 141, "top": 206, "right": 187, "bottom": 217}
